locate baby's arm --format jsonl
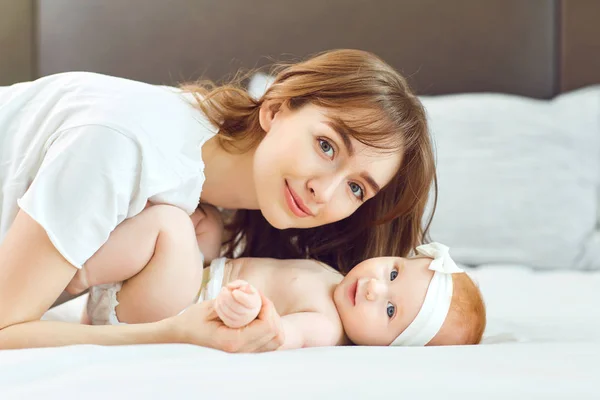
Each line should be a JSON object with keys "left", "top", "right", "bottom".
{"left": 278, "top": 313, "right": 342, "bottom": 350}
{"left": 214, "top": 283, "right": 341, "bottom": 350}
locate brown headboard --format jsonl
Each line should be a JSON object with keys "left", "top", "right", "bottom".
{"left": 2, "top": 0, "right": 599, "bottom": 98}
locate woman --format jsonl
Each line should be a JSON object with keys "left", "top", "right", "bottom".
{"left": 0, "top": 49, "right": 436, "bottom": 350}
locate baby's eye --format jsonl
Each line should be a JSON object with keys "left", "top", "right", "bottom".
{"left": 390, "top": 269, "right": 398, "bottom": 281}
{"left": 386, "top": 302, "right": 395, "bottom": 318}
{"left": 318, "top": 138, "right": 335, "bottom": 158}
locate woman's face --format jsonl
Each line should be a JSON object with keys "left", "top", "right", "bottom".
{"left": 253, "top": 102, "right": 402, "bottom": 229}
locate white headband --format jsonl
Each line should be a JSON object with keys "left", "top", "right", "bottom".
{"left": 390, "top": 242, "right": 463, "bottom": 347}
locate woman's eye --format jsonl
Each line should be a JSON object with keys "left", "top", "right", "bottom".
{"left": 390, "top": 269, "right": 398, "bottom": 281}
{"left": 387, "top": 302, "right": 396, "bottom": 318}
{"left": 349, "top": 182, "right": 364, "bottom": 200}
{"left": 318, "top": 138, "right": 335, "bottom": 158}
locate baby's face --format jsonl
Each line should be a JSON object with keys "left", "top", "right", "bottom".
{"left": 333, "top": 256, "right": 434, "bottom": 345}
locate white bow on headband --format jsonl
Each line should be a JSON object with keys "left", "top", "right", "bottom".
{"left": 390, "top": 242, "right": 464, "bottom": 347}
{"left": 416, "top": 242, "right": 463, "bottom": 274}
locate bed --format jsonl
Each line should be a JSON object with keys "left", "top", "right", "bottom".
{"left": 3, "top": 266, "right": 600, "bottom": 398}
{"left": 2, "top": 1, "right": 599, "bottom": 398}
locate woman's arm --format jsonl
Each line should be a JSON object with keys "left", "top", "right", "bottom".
{"left": 278, "top": 312, "right": 341, "bottom": 350}
{"left": 0, "top": 319, "right": 174, "bottom": 348}
{"left": 0, "top": 288, "right": 284, "bottom": 352}
{"left": 0, "top": 211, "right": 77, "bottom": 330}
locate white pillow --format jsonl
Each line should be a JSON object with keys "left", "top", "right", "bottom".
{"left": 248, "top": 72, "right": 275, "bottom": 100}
{"left": 423, "top": 87, "right": 600, "bottom": 269}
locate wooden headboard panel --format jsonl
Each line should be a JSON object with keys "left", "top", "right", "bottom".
{"left": 559, "top": 0, "right": 600, "bottom": 92}
{"left": 1, "top": 0, "right": 599, "bottom": 98}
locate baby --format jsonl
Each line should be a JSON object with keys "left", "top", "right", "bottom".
{"left": 67, "top": 205, "right": 486, "bottom": 348}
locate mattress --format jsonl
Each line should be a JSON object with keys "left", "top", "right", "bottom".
{"left": 1, "top": 265, "right": 599, "bottom": 399}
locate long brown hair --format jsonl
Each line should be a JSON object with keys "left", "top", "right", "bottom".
{"left": 182, "top": 49, "right": 437, "bottom": 273}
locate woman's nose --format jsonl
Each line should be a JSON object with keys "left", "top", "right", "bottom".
{"left": 307, "top": 173, "right": 344, "bottom": 204}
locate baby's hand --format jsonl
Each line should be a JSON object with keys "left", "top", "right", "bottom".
{"left": 214, "top": 280, "right": 262, "bottom": 328}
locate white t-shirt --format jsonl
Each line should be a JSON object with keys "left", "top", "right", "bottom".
{"left": 0, "top": 72, "right": 217, "bottom": 269}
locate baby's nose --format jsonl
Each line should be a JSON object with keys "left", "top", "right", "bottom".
{"left": 366, "top": 278, "right": 384, "bottom": 301}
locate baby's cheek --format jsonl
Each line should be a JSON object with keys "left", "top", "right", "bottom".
{"left": 339, "top": 310, "right": 367, "bottom": 344}
{"left": 342, "top": 311, "right": 391, "bottom": 346}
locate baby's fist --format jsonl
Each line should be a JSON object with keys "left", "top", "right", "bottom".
{"left": 214, "top": 280, "right": 262, "bottom": 328}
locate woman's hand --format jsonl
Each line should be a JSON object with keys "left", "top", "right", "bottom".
{"left": 166, "top": 290, "right": 284, "bottom": 353}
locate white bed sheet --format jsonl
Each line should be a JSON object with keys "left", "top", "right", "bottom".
{"left": 2, "top": 266, "right": 599, "bottom": 399}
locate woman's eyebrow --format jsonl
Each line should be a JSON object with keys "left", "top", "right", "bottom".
{"left": 323, "top": 121, "right": 382, "bottom": 194}
{"left": 324, "top": 121, "right": 354, "bottom": 156}
{"left": 361, "top": 173, "right": 380, "bottom": 194}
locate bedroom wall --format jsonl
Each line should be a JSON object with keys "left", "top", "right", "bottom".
{"left": 0, "top": 0, "right": 34, "bottom": 85}
{"left": 0, "top": 0, "right": 599, "bottom": 97}
{"left": 559, "top": 0, "right": 600, "bottom": 92}
{"left": 32, "top": 0, "right": 558, "bottom": 98}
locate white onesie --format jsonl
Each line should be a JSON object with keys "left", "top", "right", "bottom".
{"left": 86, "top": 257, "right": 228, "bottom": 325}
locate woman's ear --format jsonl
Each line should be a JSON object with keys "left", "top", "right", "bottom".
{"left": 258, "top": 100, "right": 281, "bottom": 133}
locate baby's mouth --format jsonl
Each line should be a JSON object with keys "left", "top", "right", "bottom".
{"left": 348, "top": 280, "right": 358, "bottom": 306}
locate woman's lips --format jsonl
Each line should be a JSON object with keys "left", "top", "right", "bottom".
{"left": 284, "top": 181, "right": 312, "bottom": 218}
